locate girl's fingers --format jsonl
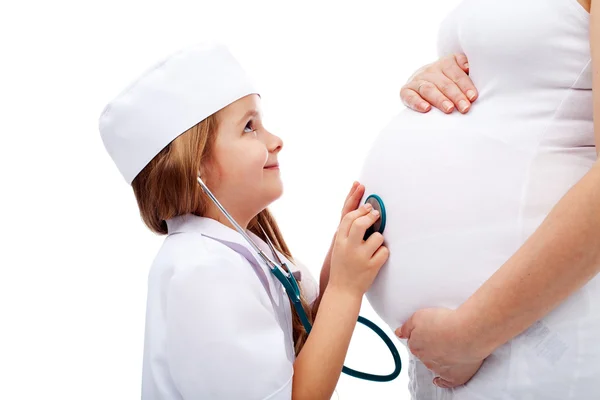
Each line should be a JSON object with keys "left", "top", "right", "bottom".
{"left": 338, "top": 203, "right": 373, "bottom": 238}
{"left": 342, "top": 183, "right": 365, "bottom": 217}
{"left": 348, "top": 208, "right": 381, "bottom": 244}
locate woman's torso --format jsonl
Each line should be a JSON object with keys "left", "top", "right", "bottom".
{"left": 359, "top": 0, "right": 596, "bottom": 398}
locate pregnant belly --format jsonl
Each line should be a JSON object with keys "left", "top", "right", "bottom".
{"left": 359, "top": 110, "right": 533, "bottom": 327}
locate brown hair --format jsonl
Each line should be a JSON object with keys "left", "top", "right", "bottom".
{"left": 131, "top": 114, "right": 314, "bottom": 355}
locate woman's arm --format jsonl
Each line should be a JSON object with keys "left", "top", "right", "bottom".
{"left": 459, "top": 162, "right": 600, "bottom": 357}
{"left": 398, "top": 2, "right": 600, "bottom": 387}
{"left": 456, "top": 0, "right": 600, "bottom": 359}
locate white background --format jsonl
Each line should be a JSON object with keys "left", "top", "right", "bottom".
{"left": 0, "top": 0, "right": 462, "bottom": 398}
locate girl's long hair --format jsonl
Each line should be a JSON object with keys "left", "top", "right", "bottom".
{"left": 131, "top": 114, "right": 314, "bottom": 355}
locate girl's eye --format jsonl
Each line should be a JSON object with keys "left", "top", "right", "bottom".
{"left": 244, "top": 121, "right": 255, "bottom": 134}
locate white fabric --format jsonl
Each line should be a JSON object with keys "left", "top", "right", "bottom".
{"left": 99, "top": 42, "right": 259, "bottom": 184}
{"left": 359, "top": 0, "right": 596, "bottom": 398}
{"left": 141, "top": 214, "right": 318, "bottom": 399}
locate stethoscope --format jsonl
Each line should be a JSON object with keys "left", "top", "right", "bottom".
{"left": 197, "top": 175, "right": 402, "bottom": 382}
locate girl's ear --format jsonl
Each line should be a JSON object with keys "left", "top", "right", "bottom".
{"left": 198, "top": 163, "right": 207, "bottom": 180}
{"left": 198, "top": 158, "right": 221, "bottom": 189}
{"left": 197, "top": 163, "right": 213, "bottom": 186}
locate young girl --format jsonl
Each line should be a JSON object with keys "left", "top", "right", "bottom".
{"left": 99, "top": 43, "right": 389, "bottom": 399}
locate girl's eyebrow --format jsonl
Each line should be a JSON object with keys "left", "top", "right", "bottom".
{"left": 238, "top": 109, "right": 259, "bottom": 125}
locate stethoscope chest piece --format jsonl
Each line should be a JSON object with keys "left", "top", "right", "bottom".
{"left": 363, "top": 194, "right": 386, "bottom": 240}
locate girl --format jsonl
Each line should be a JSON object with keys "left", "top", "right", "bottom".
{"left": 99, "top": 42, "right": 389, "bottom": 399}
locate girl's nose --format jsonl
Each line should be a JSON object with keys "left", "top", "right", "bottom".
{"left": 267, "top": 130, "right": 283, "bottom": 153}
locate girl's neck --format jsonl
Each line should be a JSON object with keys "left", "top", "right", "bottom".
{"left": 204, "top": 204, "right": 256, "bottom": 232}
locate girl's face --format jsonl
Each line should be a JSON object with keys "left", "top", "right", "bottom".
{"left": 203, "top": 94, "right": 284, "bottom": 228}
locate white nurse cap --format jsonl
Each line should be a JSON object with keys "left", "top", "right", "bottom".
{"left": 99, "top": 42, "right": 259, "bottom": 184}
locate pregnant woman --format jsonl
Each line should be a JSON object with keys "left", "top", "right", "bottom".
{"left": 359, "top": 0, "right": 599, "bottom": 398}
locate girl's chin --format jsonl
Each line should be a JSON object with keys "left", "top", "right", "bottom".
{"left": 265, "top": 183, "right": 284, "bottom": 204}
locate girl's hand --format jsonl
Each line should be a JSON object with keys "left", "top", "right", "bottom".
{"left": 339, "top": 182, "right": 366, "bottom": 221}
{"left": 316, "top": 182, "right": 367, "bottom": 312}
{"left": 322, "top": 182, "right": 366, "bottom": 270}
{"left": 328, "top": 200, "right": 389, "bottom": 298}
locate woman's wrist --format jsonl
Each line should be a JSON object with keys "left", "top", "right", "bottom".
{"left": 454, "top": 306, "right": 494, "bottom": 360}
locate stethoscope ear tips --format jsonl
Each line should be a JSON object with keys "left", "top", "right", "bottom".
{"left": 197, "top": 174, "right": 207, "bottom": 193}
{"left": 363, "top": 194, "right": 386, "bottom": 240}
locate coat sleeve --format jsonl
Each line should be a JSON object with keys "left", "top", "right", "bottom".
{"left": 165, "top": 254, "right": 294, "bottom": 400}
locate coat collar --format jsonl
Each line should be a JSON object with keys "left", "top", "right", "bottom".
{"left": 165, "top": 214, "right": 297, "bottom": 271}
{"left": 166, "top": 214, "right": 249, "bottom": 246}
{"left": 165, "top": 214, "right": 302, "bottom": 305}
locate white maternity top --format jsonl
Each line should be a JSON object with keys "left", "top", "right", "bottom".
{"left": 359, "top": 0, "right": 597, "bottom": 398}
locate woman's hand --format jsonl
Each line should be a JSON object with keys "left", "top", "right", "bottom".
{"left": 400, "top": 53, "right": 478, "bottom": 114}
{"left": 395, "top": 308, "right": 489, "bottom": 388}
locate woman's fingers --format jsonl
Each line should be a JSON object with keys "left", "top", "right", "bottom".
{"left": 406, "top": 80, "right": 455, "bottom": 114}
{"left": 440, "top": 55, "right": 478, "bottom": 104}
{"left": 431, "top": 360, "right": 483, "bottom": 388}
{"left": 400, "top": 86, "right": 432, "bottom": 113}
{"left": 454, "top": 53, "right": 470, "bottom": 73}
{"left": 400, "top": 53, "right": 478, "bottom": 114}
{"left": 433, "top": 377, "right": 453, "bottom": 389}
{"left": 431, "top": 74, "right": 471, "bottom": 113}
